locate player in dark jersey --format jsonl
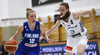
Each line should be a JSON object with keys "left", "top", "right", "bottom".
{"left": 9, "top": 8, "right": 57, "bottom": 55}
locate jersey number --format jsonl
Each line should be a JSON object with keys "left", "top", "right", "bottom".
{"left": 29, "top": 39, "right": 35, "bottom": 43}
{"left": 70, "top": 30, "right": 75, "bottom": 34}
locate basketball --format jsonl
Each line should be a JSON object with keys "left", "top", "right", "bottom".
{"left": 4, "top": 40, "right": 18, "bottom": 52}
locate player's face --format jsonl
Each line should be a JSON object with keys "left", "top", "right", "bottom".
{"left": 27, "top": 12, "right": 36, "bottom": 23}
{"left": 59, "top": 6, "right": 68, "bottom": 16}
{"left": 90, "top": 34, "right": 94, "bottom": 38}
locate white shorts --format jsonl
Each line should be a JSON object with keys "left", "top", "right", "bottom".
{"left": 65, "top": 34, "right": 88, "bottom": 53}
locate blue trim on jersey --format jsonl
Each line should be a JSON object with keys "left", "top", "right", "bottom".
{"left": 67, "top": 25, "right": 77, "bottom": 29}
{"left": 16, "top": 21, "right": 41, "bottom": 55}
{"left": 79, "top": 21, "right": 85, "bottom": 32}
{"left": 85, "top": 34, "right": 88, "bottom": 39}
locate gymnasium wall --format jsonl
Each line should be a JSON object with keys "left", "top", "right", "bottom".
{"left": 0, "top": 1, "right": 1, "bottom": 16}
{"left": 0, "top": 0, "right": 9, "bottom": 18}
{"left": 2, "top": 27, "right": 11, "bottom": 41}
{"left": 0, "top": 0, "right": 100, "bottom": 19}
{"left": 1, "top": 26, "right": 22, "bottom": 41}
{"left": 64, "top": 0, "right": 100, "bottom": 11}
{"left": 84, "top": 16, "right": 100, "bottom": 38}
{"left": 0, "top": 27, "right": 2, "bottom": 42}
{"left": 1, "top": 15, "right": 100, "bottom": 42}
{"left": 0, "top": 0, "right": 60, "bottom": 19}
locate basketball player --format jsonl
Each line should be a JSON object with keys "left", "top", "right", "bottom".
{"left": 41, "top": 2, "right": 98, "bottom": 55}
{"left": 9, "top": 8, "right": 57, "bottom": 55}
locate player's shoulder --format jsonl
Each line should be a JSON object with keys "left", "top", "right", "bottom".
{"left": 14, "top": 23, "right": 23, "bottom": 32}
{"left": 40, "top": 22, "right": 44, "bottom": 27}
{"left": 19, "top": 24, "right": 23, "bottom": 27}
{"left": 18, "top": 24, "right": 23, "bottom": 30}
{"left": 35, "top": 21, "right": 41, "bottom": 24}
{"left": 23, "top": 21, "right": 28, "bottom": 24}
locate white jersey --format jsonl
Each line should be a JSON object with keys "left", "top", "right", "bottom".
{"left": 60, "top": 12, "right": 87, "bottom": 36}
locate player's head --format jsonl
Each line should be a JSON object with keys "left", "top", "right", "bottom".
{"left": 26, "top": 8, "right": 36, "bottom": 23}
{"left": 58, "top": 2, "right": 70, "bottom": 20}
{"left": 2, "top": 41, "right": 6, "bottom": 45}
{"left": 90, "top": 33, "right": 95, "bottom": 38}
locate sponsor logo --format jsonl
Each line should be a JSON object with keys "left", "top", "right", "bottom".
{"left": 25, "top": 43, "right": 37, "bottom": 47}
{"left": 66, "top": 46, "right": 73, "bottom": 51}
{"left": 38, "top": 0, "right": 48, "bottom": 4}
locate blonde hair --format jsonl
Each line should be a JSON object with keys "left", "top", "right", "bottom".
{"left": 26, "top": 8, "right": 35, "bottom": 17}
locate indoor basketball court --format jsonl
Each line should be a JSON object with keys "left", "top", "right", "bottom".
{"left": 0, "top": 0, "right": 100, "bottom": 55}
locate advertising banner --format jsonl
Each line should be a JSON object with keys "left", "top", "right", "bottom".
{"left": 40, "top": 41, "right": 99, "bottom": 55}
{"left": 32, "top": 0, "right": 63, "bottom": 7}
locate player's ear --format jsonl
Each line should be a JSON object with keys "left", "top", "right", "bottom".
{"left": 66, "top": 9, "right": 69, "bottom": 12}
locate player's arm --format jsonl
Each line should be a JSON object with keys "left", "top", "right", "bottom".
{"left": 39, "top": 20, "right": 60, "bottom": 41}
{"left": 46, "top": 20, "right": 60, "bottom": 36}
{"left": 9, "top": 24, "right": 23, "bottom": 40}
{"left": 40, "top": 22, "right": 49, "bottom": 41}
{"left": 73, "top": 10, "right": 98, "bottom": 31}
{"left": 40, "top": 22, "right": 57, "bottom": 45}
{"left": 72, "top": 10, "right": 92, "bottom": 20}
{"left": 39, "top": 36, "right": 44, "bottom": 42}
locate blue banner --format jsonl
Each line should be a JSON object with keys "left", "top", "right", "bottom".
{"left": 40, "top": 41, "right": 99, "bottom": 55}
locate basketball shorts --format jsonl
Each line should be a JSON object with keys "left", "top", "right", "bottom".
{"left": 65, "top": 34, "right": 88, "bottom": 53}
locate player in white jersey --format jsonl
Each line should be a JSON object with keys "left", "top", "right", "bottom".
{"left": 40, "top": 2, "right": 98, "bottom": 55}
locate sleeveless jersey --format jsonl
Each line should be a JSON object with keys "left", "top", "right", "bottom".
{"left": 60, "top": 12, "right": 87, "bottom": 36}
{"left": 18, "top": 21, "right": 41, "bottom": 51}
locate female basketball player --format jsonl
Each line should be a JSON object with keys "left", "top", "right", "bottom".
{"left": 42, "top": 2, "right": 98, "bottom": 55}
{"left": 9, "top": 8, "right": 57, "bottom": 55}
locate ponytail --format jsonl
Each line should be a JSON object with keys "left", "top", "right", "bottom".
{"left": 26, "top": 8, "right": 35, "bottom": 17}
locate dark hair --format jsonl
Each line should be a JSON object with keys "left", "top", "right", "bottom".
{"left": 90, "top": 33, "right": 94, "bottom": 35}
{"left": 26, "top": 8, "right": 35, "bottom": 17}
{"left": 60, "top": 2, "right": 69, "bottom": 9}
{"left": 3, "top": 41, "right": 6, "bottom": 43}
{"left": 57, "top": 2, "right": 71, "bottom": 20}
{"left": 90, "top": 33, "right": 95, "bottom": 36}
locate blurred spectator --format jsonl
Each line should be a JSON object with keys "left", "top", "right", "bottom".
{"left": 0, "top": 42, "right": 2, "bottom": 49}
{"left": 0, "top": 42, "right": 2, "bottom": 47}
{"left": 90, "top": 33, "right": 97, "bottom": 39}
{"left": 0, "top": 41, "right": 8, "bottom": 55}
{"left": 41, "top": 39, "right": 48, "bottom": 43}
{"left": 99, "top": 51, "right": 100, "bottom": 55}
{"left": 8, "top": 52, "right": 14, "bottom": 55}
{"left": 40, "top": 36, "right": 48, "bottom": 43}
{"left": 0, "top": 42, "right": 2, "bottom": 55}
{"left": 0, "top": 51, "right": 2, "bottom": 55}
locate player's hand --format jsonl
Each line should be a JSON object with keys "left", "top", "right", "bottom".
{"left": 47, "top": 39, "right": 57, "bottom": 45}
{"left": 39, "top": 36, "right": 44, "bottom": 42}
{"left": 92, "top": 25, "right": 98, "bottom": 31}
